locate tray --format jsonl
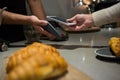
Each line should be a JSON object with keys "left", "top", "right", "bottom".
{"left": 65, "top": 27, "right": 100, "bottom": 33}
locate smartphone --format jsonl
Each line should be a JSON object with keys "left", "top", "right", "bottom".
{"left": 47, "top": 16, "right": 76, "bottom": 26}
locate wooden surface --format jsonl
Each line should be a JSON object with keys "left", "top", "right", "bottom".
{"left": 58, "top": 64, "right": 92, "bottom": 80}
{"left": 1, "top": 56, "right": 92, "bottom": 80}
{"left": 65, "top": 27, "right": 100, "bottom": 33}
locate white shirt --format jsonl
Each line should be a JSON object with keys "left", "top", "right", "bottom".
{"left": 92, "top": 2, "right": 120, "bottom": 27}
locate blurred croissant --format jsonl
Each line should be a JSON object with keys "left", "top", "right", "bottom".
{"left": 6, "top": 42, "right": 68, "bottom": 80}
{"left": 109, "top": 37, "right": 120, "bottom": 57}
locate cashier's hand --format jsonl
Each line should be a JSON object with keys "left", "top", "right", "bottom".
{"left": 30, "top": 15, "right": 56, "bottom": 40}
{"left": 67, "top": 14, "right": 94, "bottom": 31}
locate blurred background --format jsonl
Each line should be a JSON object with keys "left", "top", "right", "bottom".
{"left": 0, "top": 0, "right": 119, "bottom": 43}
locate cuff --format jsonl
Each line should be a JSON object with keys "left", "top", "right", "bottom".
{"left": 0, "top": 7, "right": 7, "bottom": 25}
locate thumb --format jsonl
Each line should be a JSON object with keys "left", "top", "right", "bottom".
{"left": 39, "top": 20, "right": 48, "bottom": 26}
{"left": 67, "top": 16, "right": 76, "bottom": 22}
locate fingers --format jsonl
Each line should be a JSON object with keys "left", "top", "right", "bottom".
{"left": 66, "top": 23, "right": 87, "bottom": 31}
{"left": 67, "top": 15, "right": 76, "bottom": 22}
{"left": 41, "top": 29, "right": 55, "bottom": 40}
{"left": 66, "top": 26, "right": 75, "bottom": 31}
{"left": 67, "top": 26, "right": 82, "bottom": 31}
{"left": 38, "top": 20, "right": 48, "bottom": 26}
{"left": 30, "top": 15, "right": 56, "bottom": 40}
{"left": 66, "top": 14, "right": 92, "bottom": 31}
{"left": 33, "top": 25, "right": 56, "bottom": 40}
{"left": 30, "top": 15, "right": 48, "bottom": 26}
{"left": 75, "top": 24, "right": 86, "bottom": 30}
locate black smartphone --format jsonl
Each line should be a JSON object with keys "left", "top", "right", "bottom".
{"left": 47, "top": 16, "right": 76, "bottom": 26}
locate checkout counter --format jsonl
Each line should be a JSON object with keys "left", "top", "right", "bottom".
{"left": 0, "top": 0, "right": 120, "bottom": 80}
{"left": 0, "top": 27, "right": 120, "bottom": 80}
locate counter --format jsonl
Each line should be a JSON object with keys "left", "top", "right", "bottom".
{"left": 0, "top": 28, "right": 120, "bottom": 80}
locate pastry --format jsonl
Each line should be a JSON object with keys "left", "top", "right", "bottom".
{"left": 109, "top": 37, "right": 120, "bottom": 57}
{"left": 6, "top": 42, "right": 68, "bottom": 80}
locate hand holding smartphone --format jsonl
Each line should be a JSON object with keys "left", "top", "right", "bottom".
{"left": 47, "top": 16, "right": 76, "bottom": 26}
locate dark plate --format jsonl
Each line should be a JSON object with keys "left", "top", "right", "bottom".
{"left": 95, "top": 48, "right": 119, "bottom": 58}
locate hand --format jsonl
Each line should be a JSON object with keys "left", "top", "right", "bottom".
{"left": 33, "top": 25, "right": 56, "bottom": 40}
{"left": 30, "top": 15, "right": 56, "bottom": 40}
{"left": 67, "top": 14, "right": 94, "bottom": 31}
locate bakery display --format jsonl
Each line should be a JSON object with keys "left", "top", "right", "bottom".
{"left": 6, "top": 42, "right": 68, "bottom": 80}
{"left": 109, "top": 37, "right": 120, "bottom": 57}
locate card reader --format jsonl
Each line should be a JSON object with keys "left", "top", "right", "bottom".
{"left": 41, "top": 21, "right": 68, "bottom": 41}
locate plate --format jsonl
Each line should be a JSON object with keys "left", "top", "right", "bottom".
{"left": 95, "top": 48, "right": 119, "bottom": 58}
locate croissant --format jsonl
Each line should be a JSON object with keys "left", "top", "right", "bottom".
{"left": 6, "top": 42, "right": 68, "bottom": 80}
{"left": 109, "top": 37, "right": 120, "bottom": 57}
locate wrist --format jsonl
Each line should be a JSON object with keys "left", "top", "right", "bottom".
{"left": 28, "top": 15, "right": 34, "bottom": 25}
{"left": 89, "top": 14, "right": 95, "bottom": 27}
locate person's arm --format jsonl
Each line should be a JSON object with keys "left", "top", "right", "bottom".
{"left": 27, "top": 0, "right": 46, "bottom": 20}
{"left": 2, "top": 10, "right": 32, "bottom": 25}
{"left": 1, "top": 9, "right": 47, "bottom": 26}
{"left": 67, "top": 2, "right": 120, "bottom": 31}
{"left": 92, "top": 2, "right": 120, "bottom": 27}
{"left": 27, "top": 0, "right": 56, "bottom": 40}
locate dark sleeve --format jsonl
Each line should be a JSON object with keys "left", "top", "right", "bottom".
{"left": 0, "top": 0, "right": 27, "bottom": 42}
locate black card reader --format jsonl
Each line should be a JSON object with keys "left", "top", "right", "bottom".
{"left": 41, "top": 21, "right": 68, "bottom": 41}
